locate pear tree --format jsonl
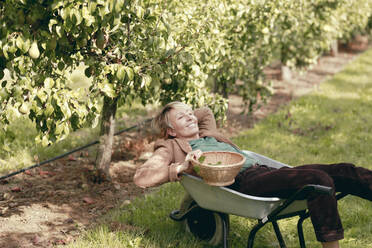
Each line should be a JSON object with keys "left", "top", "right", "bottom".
{"left": 273, "top": 0, "right": 372, "bottom": 69}
{"left": 0, "top": 0, "right": 227, "bottom": 180}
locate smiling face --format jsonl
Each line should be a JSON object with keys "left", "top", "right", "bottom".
{"left": 166, "top": 107, "right": 199, "bottom": 141}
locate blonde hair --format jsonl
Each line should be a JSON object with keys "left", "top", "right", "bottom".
{"left": 153, "top": 101, "right": 192, "bottom": 138}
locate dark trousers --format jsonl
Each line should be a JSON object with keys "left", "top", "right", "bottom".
{"left": 228, "top": 163, "right": 372, "bottom": 242}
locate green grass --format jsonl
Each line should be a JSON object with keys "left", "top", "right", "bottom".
{"left": 61, "top": 48, "right": 372, "bottom": 248}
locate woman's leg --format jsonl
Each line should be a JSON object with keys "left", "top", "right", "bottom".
{"left": 231, "top": 165, "right": 344, "bottom": 242}
{"left": 296, "top": 163, "right": 372, "bottom": 200}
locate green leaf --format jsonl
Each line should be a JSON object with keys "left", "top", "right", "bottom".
{"left": 56, "top": 26, "right": 63, "bottom": 37}
{"left": 141, "top": 74, "right": 151, "bottom": 88}
{"left": 60, "top": 101, "right": 72, "bottom": 118}
{"left": 198, "top": 156, "right": 206, "bottom": 163}
{"left": 114, "top": 0, "right": 124, "bottom": 12}
{"left": 98, "top": 80, "right": 116, "bottom": 97}
{"left": 15, "top": 36, "right": 24, "bottom": 51}
{"left": 41, "top": 135, "right": 49, "bottom": 147}
{"left": 44, "top": 77, "right": 55, "bottom": 89}
{"left": 45, "top": 104, "right": 54, "bottom": 116}
{"left": 36, "top": 90, "right": 48, "bottom": 102}
{"left": 125, "top": 66, "right": 134, "bottom": 81}
{"left": 116, "top": 65, "right": 126, "bottom": 81}
{"left": 193, "top": 165, "right": 200, "bottom": 175}
{"left": 48, "top": 19, "right": 58, "bottom": 32}
{"left": 136, "top": 6, "right": 145, "bottom": 19}
{"left": 2, "top": 45, "right": 9, "bottom": 59}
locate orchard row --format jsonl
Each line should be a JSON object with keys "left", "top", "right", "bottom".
{"left": 0, "top": 0, "right": 371, "bottom": 146}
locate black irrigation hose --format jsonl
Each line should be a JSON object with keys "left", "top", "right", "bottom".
{"left": 0, "top": 118, "right": 153, "bottom": 181}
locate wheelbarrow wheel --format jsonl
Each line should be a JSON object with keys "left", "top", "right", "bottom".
{"left": 180, "top": 193, "right": 229, "bottom": 246}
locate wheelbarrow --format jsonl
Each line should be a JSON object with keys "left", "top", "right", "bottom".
{"left": 169, "top": 150, "right": 347, "bottom": 248}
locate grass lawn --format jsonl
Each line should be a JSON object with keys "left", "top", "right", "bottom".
{"left": 61, "top": 47, "right": 372, "bottom": 248}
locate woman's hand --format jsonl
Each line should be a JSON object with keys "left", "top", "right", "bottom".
{"left": 185, "top": 149, "right": 203, "bottom": 163}
{"left": 169, "top": 150, "right": 203, "bottom": 181}
{"left": 169, "top": 162, "right": 190, "bottom": 181}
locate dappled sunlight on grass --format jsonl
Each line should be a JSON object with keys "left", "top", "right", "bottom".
{"left": 66, "top": 225, "right": 147, "bottom": 248}
{"left": 320, "top": 89, "right": 361, "bottom": 100}
{"left": 315, "top": 50, "right": 372, "bottom": 102}
{"left": 63, "top": 183, "right": 204, "bottom": 248}
{"left": 0, "top": 150, "right": 34, "bottom": 173}
{"left": 0, "top": 116, "right": 100, "bottom": 175}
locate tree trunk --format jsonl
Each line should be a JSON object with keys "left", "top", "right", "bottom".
{"left": 213, "top": 78, "right": 229, "bottom": 98}
{"left": 280, "top": 64, "right": 292, "bottom": 81}
{"left": 221, "top": 81, "right": 228, "bottom": 98}
{"left": 329, "top": 40, "right": 338, "bottom": 57}
{"left": 95, "top": 96, "right": 119, "bottom": 182}
{"left": 280, "top": 46, "right": 292, "bottom": 82}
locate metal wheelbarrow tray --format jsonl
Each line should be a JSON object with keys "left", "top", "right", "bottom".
{"left": 170, "top": 151, "right": 347, "bottom": 248}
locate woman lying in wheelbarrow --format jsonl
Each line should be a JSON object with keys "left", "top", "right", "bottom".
{"left": 133, "top": 101, "right": 372, "bottom": 248}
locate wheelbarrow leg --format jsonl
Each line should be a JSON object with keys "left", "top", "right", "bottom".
{"left": 220, "top": 213, "right": 229, "bottom": 248}
{"left": 272, "top": 221, "right": 287, "bottom": 248}
{"left": 247, "top": 221, "right": 265, "bottom": 248}
{"left": 297, "top": 212, "right": 310, "bottom": 248}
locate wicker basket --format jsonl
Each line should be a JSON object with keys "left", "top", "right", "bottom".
{"left": 190, "top": 151, "right": 246, "bottom": 186}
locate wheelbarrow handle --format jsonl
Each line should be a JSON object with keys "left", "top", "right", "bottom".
{"left": 306, "top": 184, "right": 333, "bottom": 195}
{"left": 265, "top": 184, "right": 333, "bottom": 223}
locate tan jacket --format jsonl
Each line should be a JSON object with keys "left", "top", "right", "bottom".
{"left": 133, "top": 107, "right": 239, "bottom": 188}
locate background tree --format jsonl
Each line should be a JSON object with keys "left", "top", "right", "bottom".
{"left": 0, "top": 0, "right": 227, "bottom": 180}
